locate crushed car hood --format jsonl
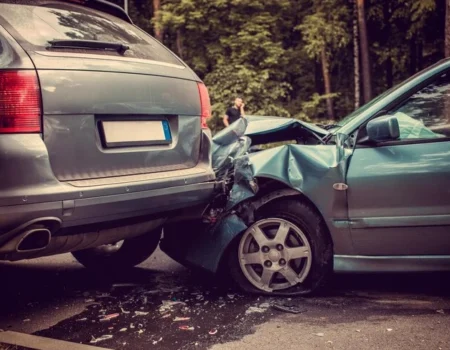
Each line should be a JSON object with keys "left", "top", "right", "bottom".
{"left": 244, "top": 115, "right": 329, "bottom": 145}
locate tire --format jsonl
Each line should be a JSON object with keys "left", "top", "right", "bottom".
{"left": 228, "top": 198, "right": 333, "bottom": 296}
{"left": 72, "top": 228, "right": 162, "bottom": 270}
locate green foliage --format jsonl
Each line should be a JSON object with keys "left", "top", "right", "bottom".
{"left": 108, "top": 0, "right": 446, "bottom": 132}
{"left": 297, "top": 0, "right": 351, "bottom": 60}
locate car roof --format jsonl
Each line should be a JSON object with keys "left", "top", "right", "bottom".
{"left": 62, "top": 0, "right": 132, "bottom": 23}
{"left": 0, "top": 0, "right": 132, "bottom": 23}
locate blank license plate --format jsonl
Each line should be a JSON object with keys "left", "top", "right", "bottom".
{"left": 101, "top": 120, "right": 171, "bottom": 147}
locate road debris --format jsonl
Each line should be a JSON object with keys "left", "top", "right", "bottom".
{"left": 90, "top": 334, "right": 113, "bottom": 344}
{"left": 272, "top": 303, "right": 306, "bottom": 314}
{"left": 138, "top": 329, "right": 144, "bottom": 335}
{"left": 130, "top": 323, "right": 135, "bottom": 329}
{"left": 134, "top": 311, "right": 149, "bottom": 316}
{"left": 152, "top": 337, "right": 163, "bottom": 345}
{"left": 159, "top": 300, "right": 187, "bottom": 314}
{"left": 84, "top": 299, "right": 95, "bottom": 303}
{"left": 120, "top": 307, "right": 130, "bottom": 314}
{"left": 111, "top": 283, "right": 142, "bottom": 289}
{"left": 174, "top": 317, "right": 191, "bottom": 322}
{"left": 314, "top": 333, "right": 325, "bottom": 337}
{"left": 179, "top": 326, "right": 195, "bottom": 331}
{"left": 209, "top": 329, "right": 218, "bottom": 335}
{"left": 245, "top": 303, "right": 270, "bottom": 315}
{"left": 387, "top": 328, "right": 393, "bottom": 332}
{"left": 99, "top": 313, "right": 119, "bottom": 322}
{"left": 23, "top": 319, "right": 30, "bottom": 322}
{"left": 437, "top": 309, "right": 445, "bottom": 314}
{"left": 76, "top": 318, "right": 87, "bottom": 322}
{"left": 119, "top": 328, "right": 127, "bottom": 332}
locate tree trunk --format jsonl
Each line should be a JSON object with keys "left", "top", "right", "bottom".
{"left": 321, "top": 49, "right": 335, "bottom": 120}
{"left": 409, "top": 36, "right": 417, "bottom": 75}
{"left": 315, "top": 61, "right": 323, "bottom": 94}
{"left": 417, "top": 41, "right": 423, "bottom": 71}
{"left": 353, "top": 0, "right": 360, "bottom": 110}
{"left": 357, "top": 0, "right": 372, "bottom": 103}
{"left": 382, "top": 1, "right": 393, "bottom": 89}
{"left": 153, "top": 0, "right": 164, "bottom": 42}
{"left": 386, "top": 57, "right": 393, "bottom": 89}
{"left": 446, "top": 0, "right": 450, "bottom": 57}
{"left": 176, "top": 29, "right": 184, "bottom": 59}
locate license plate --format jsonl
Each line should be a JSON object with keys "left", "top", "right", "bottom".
{"left": 101, "top": 120, "right": 171, "bottom": 147}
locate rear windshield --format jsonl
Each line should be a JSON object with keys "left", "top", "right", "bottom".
{"left": 0, "top": 1, "right": 182, "bottom": 66}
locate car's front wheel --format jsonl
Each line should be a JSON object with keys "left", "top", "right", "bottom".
{"left": 228, "top": 198, "right": 333, "bottom": 295}
{"left": 72, "top": 228, "right": 162, "bottom": 270}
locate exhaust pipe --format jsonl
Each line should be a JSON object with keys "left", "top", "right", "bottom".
{"left": 16, "top": 228, "right": 51, "bottom": 252}
{"left": 0, "top": 217, "right": 60, "bottom": 255}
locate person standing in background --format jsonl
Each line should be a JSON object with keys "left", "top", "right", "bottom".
{"left": 223, "top": 97, "right": 245, "bottom": 127}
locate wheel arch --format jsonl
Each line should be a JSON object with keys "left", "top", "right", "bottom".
{"left": 217, "top": 177, "right": 334, "bottom": 275}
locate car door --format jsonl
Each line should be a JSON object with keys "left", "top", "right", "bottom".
{"left": 346, "top": 70, "right": 450, "bottom": 256}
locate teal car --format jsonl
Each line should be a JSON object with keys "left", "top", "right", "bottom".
{"left": 161, "top": 59, "right": 450, "bottom": 295}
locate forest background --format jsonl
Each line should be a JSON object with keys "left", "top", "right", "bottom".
{"left": 107, "top": 0, "right": 450, "bottom": 131}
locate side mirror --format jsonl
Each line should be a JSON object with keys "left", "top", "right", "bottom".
{"left": 366, "top": 115, "right": 400, "bottom": 143}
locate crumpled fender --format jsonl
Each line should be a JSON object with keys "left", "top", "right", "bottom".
{"left": 172, "top": 143, "right": 351, "bottom": 274}
{"left": 162, "top": 118, "right": 353, "bottom": 273}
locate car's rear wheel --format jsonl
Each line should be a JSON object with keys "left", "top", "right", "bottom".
{"left": 72, "top": 228, "right": 162, "bottom": 270}
{"left": 228, "top": 198, "right": 333, "bottom": 296}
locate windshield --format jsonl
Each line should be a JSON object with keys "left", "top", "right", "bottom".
{"left": 333, "top": 60, "right": 445, "bottom": 131}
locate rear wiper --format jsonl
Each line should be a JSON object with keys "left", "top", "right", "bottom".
{"left": 48, "top": 39, "right": 130, "bottom": 54}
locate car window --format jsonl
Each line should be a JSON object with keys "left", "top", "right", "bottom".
{"left": 0, "top": 2, "right": 182, "bottom": 66}
{"left": 389, "top": 71, "right": 450, "bottom": 140}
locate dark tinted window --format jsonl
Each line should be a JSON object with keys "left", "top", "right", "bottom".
{"left": 0, "top": 1, "right": 182, "bottom": 65}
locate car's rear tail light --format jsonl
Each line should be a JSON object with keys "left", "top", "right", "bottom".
{"left": 0, "top": 70, "right": 42, "bottom": 134}
{"left": 197, "top": 82, "right": 211, "bottom": 129}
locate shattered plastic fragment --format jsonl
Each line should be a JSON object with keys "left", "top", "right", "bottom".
{"left": 152, "top": 337, "right": 163, "bottom": 345}
{"left": 90, "top": 335, "right": 113, "bottom": 344}
{"left": 179, "top": 326, "right": 195, "bottom": 331}
{"left": 85, "top": 299, "right": 95, "bottom": 303}
{"left": 135, "top": 311, "right": 149, "bottom": 316}
{"left": 272, "top": 303, "right": 306, "bottom": 314}
{"left": 159, "top": 300, "right": 186, "bottom": 313}
{"left": 209, "top": 329, "right": 218, "bottom": 335}
{"left": 387, "top": 328, "right": 393, "bottom": 332}
{"left": 99, "top": 313, "right": 119, "bottom": 322}
{"left": 119, "top": 328, "right": 127, "bottom": 332}
{"left": 111, "top": 283, "right": 141, "bottom": 289}
{"left": 138, "top": 329, "right": 144, "bottom": 334}
{"left": 314, "top": 333, "right": 325, "bottom": 337}
{"left": 130, "top": 323, "right": 135, "bottom": 329}
{"left": 162, "top": 314, "right": 171, "bottom": 319}
{"left": 120, "top": 307, "right": 130, "bottom": 314}
{"left": 174, "top": 317, "right": 191, "bottom": 322}
{"left": 437, "top": 309, "right": 445, "bottom": 314}
{"left": 245, "top": 303, "right": 270, "bottom": 315}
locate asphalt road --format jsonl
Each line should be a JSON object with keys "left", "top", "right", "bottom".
{"left": 0, "top": 249, "right": 449, "bottom": 350}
